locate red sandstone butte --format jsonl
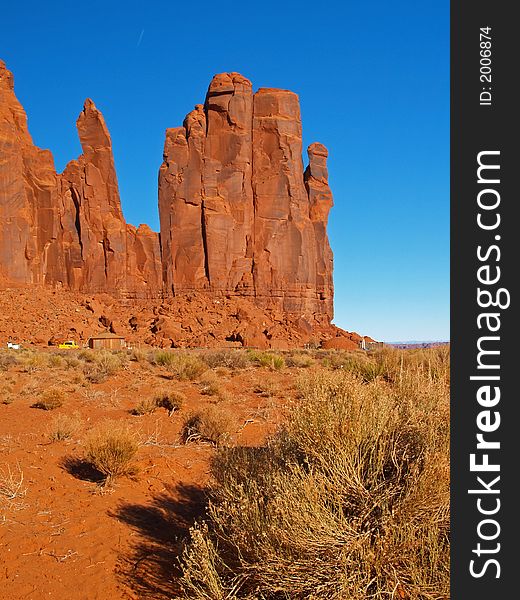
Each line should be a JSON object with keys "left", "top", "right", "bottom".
{"left": 159, "top": 75, "right": 334, "bottom": 323}
{"left": 1, "top": 61, "right": 336, "bottom": 330}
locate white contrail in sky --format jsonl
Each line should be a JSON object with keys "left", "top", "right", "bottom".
{"left": 137, "top": 29, "right": 144, "bottom": 47}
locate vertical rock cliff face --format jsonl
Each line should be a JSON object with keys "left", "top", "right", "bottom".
{"left": 59, "top": 99, "right": 128, "bottom": 292}
{"left": 1, "top": 61, "right": 334, "bottom": 323}
{"left": 0, "top": 60, "right": 60, "bottom": 286}
{"left": 159, "top": 75, "right": 334, "bottom": 322}
{"left": 0, "top": 61, "right": 161, "bottom": 296}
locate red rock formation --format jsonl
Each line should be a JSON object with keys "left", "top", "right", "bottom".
{"left": 1, "top": 61, "right": 336, "bottom": 332}
{"left": 203, "top": 73, "right": 255, "bottom": 296}
{"left": 305, "top": 142, "right": 334, "bottom": 319}
{"left": 59, "top": 99, "right": 129, "bottom": 292}
{"left": 159, "top": 75, "right": 334, "bottom": 323}
{"left": 0, "top": 62, "right": 161, "bottom": 297}
{"left": 0, "top": 59, "right": 61, "bottom": 286}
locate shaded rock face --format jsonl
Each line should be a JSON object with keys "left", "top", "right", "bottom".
{"left": 159, "top": 75, "right": 334, "bottom": 322}
{"left": 1, "top": 61, "right": 334, "bottom": 324}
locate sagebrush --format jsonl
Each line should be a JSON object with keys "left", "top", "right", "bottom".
{"left": 180, "top": 347, "right": 450, "bottom": 599}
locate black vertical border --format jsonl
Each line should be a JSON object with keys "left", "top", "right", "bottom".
{"left": 451, "top": 2, "right": 518, "bottom": 598}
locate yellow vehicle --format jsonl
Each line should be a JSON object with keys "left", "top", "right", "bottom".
{"left": 58, "top": 340, "right": 79, "bottom": 349}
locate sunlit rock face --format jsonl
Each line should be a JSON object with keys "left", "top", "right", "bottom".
{"left": 159, "top": 74, "right": 334, "bottom": 323}
{"left": 1, "top": 62, "right": 334, "bottom": 323}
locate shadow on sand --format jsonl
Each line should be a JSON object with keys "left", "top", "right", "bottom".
{"left": 111, "top": 482, "right": 208, "bottom": 599}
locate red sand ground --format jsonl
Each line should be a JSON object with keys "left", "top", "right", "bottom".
{"left": 1, "top": 350, "right": 298, "bottom": 599}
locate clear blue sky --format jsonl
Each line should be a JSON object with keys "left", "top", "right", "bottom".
{"left": 1, "top": 0, "right": 449, "bottom": 342}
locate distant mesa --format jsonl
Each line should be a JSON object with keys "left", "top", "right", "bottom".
{"left": 0, "top": 60, "right": 353, "bottom": 347}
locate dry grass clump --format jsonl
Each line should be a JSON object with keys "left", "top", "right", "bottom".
{"left": 128, "top": 347, "right": 148, "bottom": 363}
{"left": 132, "top": 387, "right": 186, "bottom": 416}
{"left": 0, "top": 350, "right": 19, "bottom": 371}
{"left": 179, "top": 349, "right": 450, "bottom": 599}
{"left": 1, "top": 383, "right": 14, "bottom": 405}
{"left": 149, "top": 349, "right": 176, "bottom": 367}
{"left": 131, "top": 398, "right": 158, "bottom": 416}
{"left": 48, "top": 354, "right": 65, "bottom": 368}
{"left": 253, "top": 379, "right": 279, "bottom": 398}
{"left": 32, "top": 387, "right": 65, "bottom": 410}
{"left": 150, "top": 350, "right": 206, "bottom": 380}
{"left": 162, "top": 352, "right": 207, "bottom": 381}
{"left": 199, "top": 372, "right": 222, "bottom": 397}
{"left": 181, "top": 406, "right": 235, "bottom": 447}
{"left": 83, "top": 350, "right": 127, "bottom": 383}
{"left": 20, "top": 351, "right": 49, "bottom": 373}
{"left": 48, "top": 412, "right": 82, "bottom": 441}
{"left": 247, "top": 350, "right": 285, "bottom": 371}
{"left": 154, "top": 389, "right": 186, "bottom": 415}
{"left": 202, "top": 350, "right": 250, "bottom": 370}
{"left": 0, "top": 463, "right": 26, "bottom": 514}
{"left": 84, "top": 421, "right": 140, "bottom": 485}
{"left": 285, "top": 351, "right": 314, "bottom": 368}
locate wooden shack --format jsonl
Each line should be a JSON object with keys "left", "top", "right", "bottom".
{"left": 87, "top": 332, "right": 126, "bottom": 350}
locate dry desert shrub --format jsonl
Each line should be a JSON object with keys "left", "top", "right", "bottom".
{"left": 149, "top": 350, "right": 207, "bottom": 380}
{"left": 247, "top": 350, "right": 285, "bottom": 371}
{"left": 179, "top": 349, "right": 450, "bottom": 599}
{"left": 199, "top": 372, "right": 222, "bottom": 397}
{"left": 181, "top": 406, "right": 235, "bottom": 447}
{"left": 83, "top": 350, "right": 127, "bottom": 383}
{"left": 1, "top": 383, "right": 14, "bottom": 405}
{"left": 252, "top": 379, "right": 279, "bottom": 398}
{"left": 32, "top": 387, "right": 65, "bottom": 410}
{"left": 285, "top": 350, "right": 314, "bottom": 368}
{"left": 20, "top": 351, "right": 49, "bottom": 373}
{"left": 128, "top": 347, "right": 148, "bottom": 363}
{"left": 48, "top": 353, "right": 65, "bottom": 368}
{"left": 166, "top": 353, "right": 207, "bottom": 381}
{"left": 149, "top": 349, "right": 176, "bottom": 367}
{"left": 0, "top": 350, "right": 19, "bottom": 371}
{"left": 131, "top": 397, "right": 158, "bottom": 416}
{"left": 0, "top": 463, "right": 27, "bottom": 520}
{"left": 202, "top": 350, "right": 250, "bottom": 370}
{"left": 154, "top": 389, "right": 186, "bottom": 415}
{"left": 84, "top": 420, "right": 139, "bottom": 485}
{"left": 48, "top": 412, "right": 83, "bottom": 441}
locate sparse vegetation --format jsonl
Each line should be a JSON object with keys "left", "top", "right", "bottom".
{"left": 285, "top": 350, "right": 314, "bottom": 368}
{"left": 202, "top": 350, "right": 250, "bottom": 370}
{"left": 83, "top": 350, "right": 127, "bottom": 383}
{"left": 179, "top": 347, "right": 450, "bottom": 599}
{"left": 149, "top": 349, "right": 176, "bottom": 367}
{"left": 21, "top": 351, "right": 48, "bottom": 373}
{"left": 0, "top": 350, "right": 19, "bottom": 371}
{"left": 131, "top": 397, "right": 158, "bottom": 416}
{"left": 0, "top": 341, "right": 450, "bottom": 597}
{"left": 253, "top": 379, "right": 279, "bottom": 398}
{"left": 32, "top": 387, "right": 65, "bottom": 410}
{"left": 48, "top": 412, "right": 82, "bottom": 441}
{"left": 0, "top": 463, "right": 26, "bottom": 504}
{"left": 84, "top": 420, "right": 140, "bottom": 485}
{"left": 154, "top": 389, "right": 186, "bottom": 415}
{"left": 199, "top": 372, "right": 222, "bottom": 396}
{"left": 181, "top": 406, "right": 236, "bottom": 446}
{"left": 150, "top": 350, "right": 207, "bottom": 380}
{"left": 247, "top": 350, "right": 286, "bottom": 370}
